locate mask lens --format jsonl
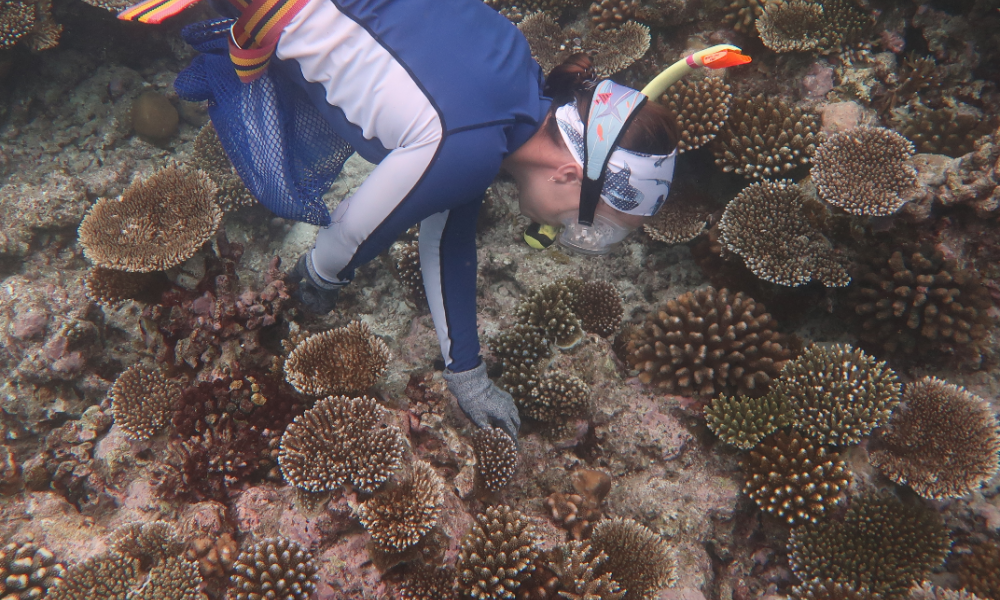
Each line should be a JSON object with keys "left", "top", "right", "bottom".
{"left": 557, "top": 213, "right": 634, "bottom": 256}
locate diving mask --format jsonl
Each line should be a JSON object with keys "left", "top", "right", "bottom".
{"left": 557, "top": 212, "right": 636, "bottom": 256}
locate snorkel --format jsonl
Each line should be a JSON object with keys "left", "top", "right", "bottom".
{"left": 554, "top": 44, "right": 751, "bottom": 256}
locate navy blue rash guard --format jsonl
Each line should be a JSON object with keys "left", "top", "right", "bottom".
{"left": 269, "top": 0, "right": 550, "bottom": 373}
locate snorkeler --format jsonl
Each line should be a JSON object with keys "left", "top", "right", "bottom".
{"left": 118, "top": 0, "right": 749, "bottom": 440}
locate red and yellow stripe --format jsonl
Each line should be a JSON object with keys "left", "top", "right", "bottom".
{"left": 117, "top": 0, "right": 201, "bottom": 24}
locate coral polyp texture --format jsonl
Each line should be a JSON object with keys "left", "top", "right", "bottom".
{"left": 642, "top": 199, "right": 710, "bottom": 244}
{"left": 791, "top": 579, "right": 880, "bottom": 600}
{"left": 84, "top": 267, "right": 164, "bottom": 308}
{"left": 590, "top": 517, "right": 677, "bottom": 600}
{"left": 589, "top": 0, "right": 636, "bottom": 30}
{"left": 742, "top": 430, "right": 850, "bottom": 524}
{"left": 283, "top": 320, "right": 390, "bottom": 396}
{"left": 722, "top": 0, "right": 776, "bottom": 32}
{"left": 718, "top": 180, "right": 851, "bottom": 287}
{"left": 519, "top": 371, "right": 590, "bottom": 422}
{"left": 956, "top": 540, "right": 1000, "bottom": 600}
{"left": 230, "top": 537, "right": 318, "bottom": 600}
{"left": 624, "top": 287, "right": 793, "bottom": 398}
{"left": 567, "top": 279, "right": 624, "bottom": 338}
{"left": 46, "top": 552, "right": 139, "bottom": 600}
{"left": 810, "top": 127, "right": 917, "bottom": 217}
{"left": 869, "top": 376, "right": 1000, "bottom": 499}
{"left": 356, "top": 460, "right": 445, "bottom": 551}
{"left": 109, "top": 520, "right": 184, "bottom": 566}
{"left": 661, "top": 76, "right": 732, "bottom": 153}
{"left": 517, "top": 281, "right": 585, "bottom": 349}
{"left": 400, "top": 564, "right": 458, "bottom": 600}
{"left": 775, "top": 344, "right": 900, "bottom": 446}
{"left": 191, "top": 122, "right": 256, "bottom": 212}
{"left": 704, "top": 392, "right": 792, "bottom": 450}
{"left": 587, "top": 21, "right": 650, "bottom": 78}
{"left": 278, "top": 395, "right": 404, "bottom": 493}
{"left": 846, "top": 244, "right": 994, "bottom": 357}
{"left": 757, "top": 0, "right": 872, "bottom": 54}
{"left": 891, "top": 101, "right": 998, "bottom": 158}
{"left": 0, "top": 541, "right": 66, "bottom": 600}
{"left": 909, "top": 582, "right": 988, "bottom": 600}
{"left": 0, "top": 0, "right": 61, "bottom": 51}
{"left": 787, "top": 493, "right": 950, "bottom": 599}
{"left": 489, "top": 323, "right": 551, "bottom": 373}
{"left": 472, "top": 427, "right": 518, "bottom": 492}
{"left": 391, "top": 240, "right": 426, "bottom": 305}
{"left": 78, "top": 166, "right": 221, "bottom": 272}
{"left": 110, "top": 364, "right": 181, "bottom": 441}
{"left": 457, "top": 505, "right": 539, "bottom": 600}
{"left": 550, "top": 541, "right": 624, "bottom": 600}
{"left": 710, "top": 93, "right": 821, "bottom": 179}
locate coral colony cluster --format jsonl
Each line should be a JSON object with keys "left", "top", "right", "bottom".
{"left": 2, "top": 0, "right": 1000, "bottom": 599}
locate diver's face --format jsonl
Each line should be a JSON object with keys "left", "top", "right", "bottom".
{"left": 515, "top": 167, "right": 582, "bottom": 226}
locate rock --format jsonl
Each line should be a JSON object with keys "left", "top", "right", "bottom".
{"left": 131, "top": 91, "right": 179, "bottom": 140}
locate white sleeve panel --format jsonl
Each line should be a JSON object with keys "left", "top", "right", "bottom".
{"left": 417, "top": 210, "right": 452, "bottom": 365}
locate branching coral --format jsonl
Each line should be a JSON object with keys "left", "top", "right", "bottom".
{"left": 485, "top": 0, "right": 575, "bottom": 22}
{"left": 516, "top": 12, "right": 571, "bottom": 75}
{"left": 642, "top": 199, "right": 710, "bottom": 244}
{"left": 230, "top": 537, "right": 318, "bottom": 600}
{"left": 891, "top": 101, "right": 998, "bottom": 158}
{"left": 0, "top": 0, "right": 61, "bottom": 51}
{"left": 661, "top": 76, "right": 732, "bottom": 153}
{"left": 400, "top": 564, "right": 458, "bottom": 600}
{"left": 550, "top": 541, "right": 624, "bottom": 600}
{"left": 278, "top": 395, "right": 404, "bottom": 493}
{"left": 517, "top": 282, "right": 585, "bottom": 349}
{"left": 791, "top": 579, "right": 881, "bottom": 600}
{"left": 704, "top": 392, "right": 792, "bottom": 450}
{"left": 722, "top": 0, "right": 776, "bottom": 33}
{"left": 283, "top": 321, "right": 390, "bottom": 396}
{"left": 78, "top": 166, "right": 221, "bottom": 272}
{"left": 624, "top": 287, "right": 794, "bottom": 398}
{"left": 0, "top": 542, "right": 66, "bottom": 600}
{"left": 757, "top": 0, "right": 872, "bottom": 54}
{"left": 590, "top": 517, "right": 676, "bottom": 600}
{"left": 46, "top": 552, "right": 139, "bottom": 600}
{"left": 84, "top": 267, "right": 165, "bottom": 308}
{"left": 869, "top": 377, "right": 1000, "bottom": 499}
{"left": 357, "top": 460, "right": 445, "bottom": 551}
{"left": 909, "top": 582, "right": 987, "bottom": 600}
{"left": 131, "top": 557, "right": 204, "bottom": 600}
{"left": 956, "top": 540, "right": 1000, "bottom": 600}
{"left": 490, "top": 323, "right": 551, "bottom": 374}
{"left": 718, "top": 180, "right": 851, "bottom": 287}
{"left": 516, "top": 12, "right": 648, "bottom": 77}
{"left": 519, "top": 372, "right": 590, "bottom": 422}
{"left": 565, "top": 279, "right": 623, "bottom": 338}
{"left": 846, "top": 244, "right": 994, "bottom": 357}
{"left": 110, "top": 365, "right": 181, "bottom": 441}
{"left": 472, "top": 427, "right": 518, "bottom": 492}
{"left": 710, "top": 94, "right": 821, "bottom": 179}
{"left": 546, "top": 469, "right": 612, "bottom": 540}
{"left": 191, "top": 122, "right": 255, "bottom": 212}
{"left": 787, "top": 493, "right": 950, "bottom": 599}
{"left": 742, "top": 431, "right": 850, "bottom": 524}
{"left": 458, "top": 505, "right": 539, "bottom": 600}
{"left": 810, "top": 127, "right": 917, "bottom": 216}
{"left": 391, "top": 240, "right": 426, "bottom": 305}
{"left": 775, "top": 344, "right": 900, "bottom": 446}
{"left": 110, "top": 521, "right": 184, "bottom": 568}
{"left": 588, "top": 0, "right": 636, "bottom": 30}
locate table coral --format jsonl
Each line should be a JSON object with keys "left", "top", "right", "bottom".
{"left": 357, "top": 460, "right": 445, "bottom": 551}
{"left": 590, "top": 517, "right": 676, "bottom": 600}
{"left": 109, "top": 364, "right": 180, "bottom": 441}
{"left": 283, "top": 321, "right": 390, "bottom": 397}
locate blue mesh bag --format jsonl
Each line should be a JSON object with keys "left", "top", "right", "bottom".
{"left": 174, "top": 19, "right": 353, "bottom": 225}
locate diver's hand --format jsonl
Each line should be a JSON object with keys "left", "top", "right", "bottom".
{"left": 289, "top": 253, "right": 344, "bottom": 314}
{"left": 444, "top": 361, "right": 520, "bottom": 440}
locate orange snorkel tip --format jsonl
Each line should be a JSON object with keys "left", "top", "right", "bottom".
{"left": 701, "top": 48, "right": 752, "bottom": 69}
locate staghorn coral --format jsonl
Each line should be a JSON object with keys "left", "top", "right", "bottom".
{"left": 955, "top": 540, "right": 1000, "bottom": 600}
{"left": 283, "top": 320, "right": 390, "bottom": 396}
{"left": 791, "top": 579, "right": 881, "bottom": 600}
{"left": 518, "top": 371, "right": 590, "bottom": 423}
{"left": 757, "top": 0, "right": 872, "bottom": 54}
{"left": 550, "top": 541, "right": 624, "bottom": 600}
{"left": 517, "top": 282, "right": 585, "bottom": 349}
{"left": 704, "top": 392, "right": 792, "bottom": 450}
{"left": 78, "top": 166, "right": 221, "bottom": 272}
{"left": 788, "top": 493, "right": 950, "bottom": 599}
{"left": 661, "top": 76, "right": 732, "bottom": 154}
{"left": 846, "top": 244, "right": 994, "bottom": 358}
{"left": 642, "top": 199, "right": 710, "bottom": 244}
{"left": 869, "top": 377, "right": 1000, "bottom": 500}
{"left": 891, "top": 101, "right": 998, "bottom": 159}
{"left": 230, "top": 537, "right": 318, "bottom": 600}
{"left": 590, "top": 517, "right": 676, "bottom": 600}
{"left": 84, "top": 267, "right": 165, "bottom": 308}
{"left": 400, "top": 564, "right": 457, "bottom": 600}
{"left": 589, "top": 0, "right": 636, "bottom": 30}
{"left": 472, "top": 427, "right": 518, "bottom": 493}
{"left": 811, "top": 127, "right": 917, "bottom": 217}
{"left": 718, "top": 180, "right": 851, "bottom": 287}
{"left": 722, "top": 0, "right": 775, "bottom": 33}
{"left": 710, "top": 94, "right": 821, "bottom": 179}
{"left": 191, "top": 122, "right": 256, "bottom": 212}
{"left": 278, "top": 394, "right": 404, "bottom": 493}
{"left": 742, "top": 430, "right": 850, "bottom": 524}
{"left": 46, "top": 552, "right": 139, "bottom": 600}
{"left": 356, "top": 460, "right": 445, "bottom": 551}
{"left": 775, "top": 343, "right": 900, "bottom": 446}
{"left": 587, "top": 21, "right": 650, "bottom": 78}
{"left": 566, "top": 279, "right": 623, "bottom": 338}
{"left": 908, "top": 583, "right": 986, "bottom": 600}
{"left": 624, "top": 287, "right": 793, "bottom": 398}
{"left": 457, "top": 505, "right": 539, "bottom": 600}
{"left": 109, "top": 364, "right": 181, "bottom": 441}
{"left": 0, "top": 541, "right": 66, "bottom": 600}
{"left": 391, "top": 239, "right": 426, "bottom": 305}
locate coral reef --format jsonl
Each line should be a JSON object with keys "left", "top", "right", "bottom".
{"left": 83, "top": 267, "right": 165, "bottom": 308}
{"left": 517, "top": 281, "right": 585, "bottom": 349}
{"left": 704, "top": 392, "right": 792, "bottom": 450}
{"left": 400, "top": 564, "right": 457, "bottom": 600}
{"left": 357, "top": 460, "right": 445, "bottom": 551}
{"left": 516, "top": 13, "right": 649, "bottom": 77}
{"left": 722, "top": 0, "right": 775, "bottom": 33}
{"left": 955, "top": 540, "right": 1000, "bottom": 600}
{"left": 566, "top": 279, "right": 623, "bottom": 338}
{"left": 391, "top": 239, "right": 426, "bottom": 305}
{"left": 283, "top": 320, "right": 390, "bottom": 396}
{"left": 230, "top": 537, "right": 318, "bottom": 600}
{"left": 891, "top": 101, "right": 997, "bottom": 158}
{"left": 742, "top": 430, "right": 850, "bottom": 524}
{"left": 0, "top": 541, "right": 66, "bottom": 600}
{"left": 109, "top": 364, "right": 180, "bottom": 441}
{"left": 471, "top": 427, "right": 517, "bottom": 492}
{"left": 790, "top": 579, "right": 879, "bottom": 600}
{"left": 718, "top": 180, "right": 851, "bottom": 287}
{"left": 109, "top": 521, "right": 184, "bottom": 567}
{"left": 78, "top": 166, "right": 221, "bottom": 272}
{"left": 546, "top": 469, "right": 612, "bottom": 540}
{"left": 845, "top": 244, "right": 994, "bottom": 358}
{"left": 278, "top": 395, "right": 404, "bottom": 493}
{"left": 590, "top": 517, "right": 676, "bottom": 600}
{"left": 710, "top": 94, "right": 821, "bottom": 179}
{"left": 191, "top": 123, "right": 256, "bottom": 212}
{"left": 810, "top": 127, "right": 917, "bottom": 217}
{"left": 46, "top": 552, "right": 139, "bottom": 600}
{"left": 869, "top": 377, "right": 1000, "bottom": 499}
{"left": 757, "top": 0, "right": 872, "bottom": 54}
{"left": 550, "top": 541, "right": 624, "bottom": 600}
{"left": 642, "top": 199, "right": 710, "bottom": 244}
{"left": 775, "top": 344, "right": 900, "bottom": 446}
{"left": 909, "top": 582, "right": 987, "bottom": 600}
{"left": 661, "top": 76, "right": 732, "bottom": 153}
{"left": 934, "top": 125, "right": 1000, "bottom": 214}
{"left": 518, "top": 371, "right": 590, "bottom": 423}
{"left": 787, "top": 493, "right": 950, "bottom": 599}
{"left": 623, "top": 287, "right": 794, "bottom": 398}
{"left": 589, "top": 0, "right": 636, "bottom": 30}
{"left": 457, "top": 505, "right": 538, "bottom": 600}
{"left": 490, "top": 323, "right": 551, "bottom": 375}
{"left": 0, "top": 0, "right": 60, "bottom": 51}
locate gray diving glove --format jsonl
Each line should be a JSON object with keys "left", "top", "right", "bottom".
{"left": 444, "top": 361, "right": 520, "bottom": 440}
{"left": 289, "top": 252, "right": 345, "bottom": 315}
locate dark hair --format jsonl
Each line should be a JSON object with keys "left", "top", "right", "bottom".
{"left": 543, "top": 54, "right": 679, "bottom": 156}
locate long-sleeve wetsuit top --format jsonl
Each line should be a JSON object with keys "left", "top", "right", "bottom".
{"left": 270, "top": 0, "right": 551, "bottom": 373}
